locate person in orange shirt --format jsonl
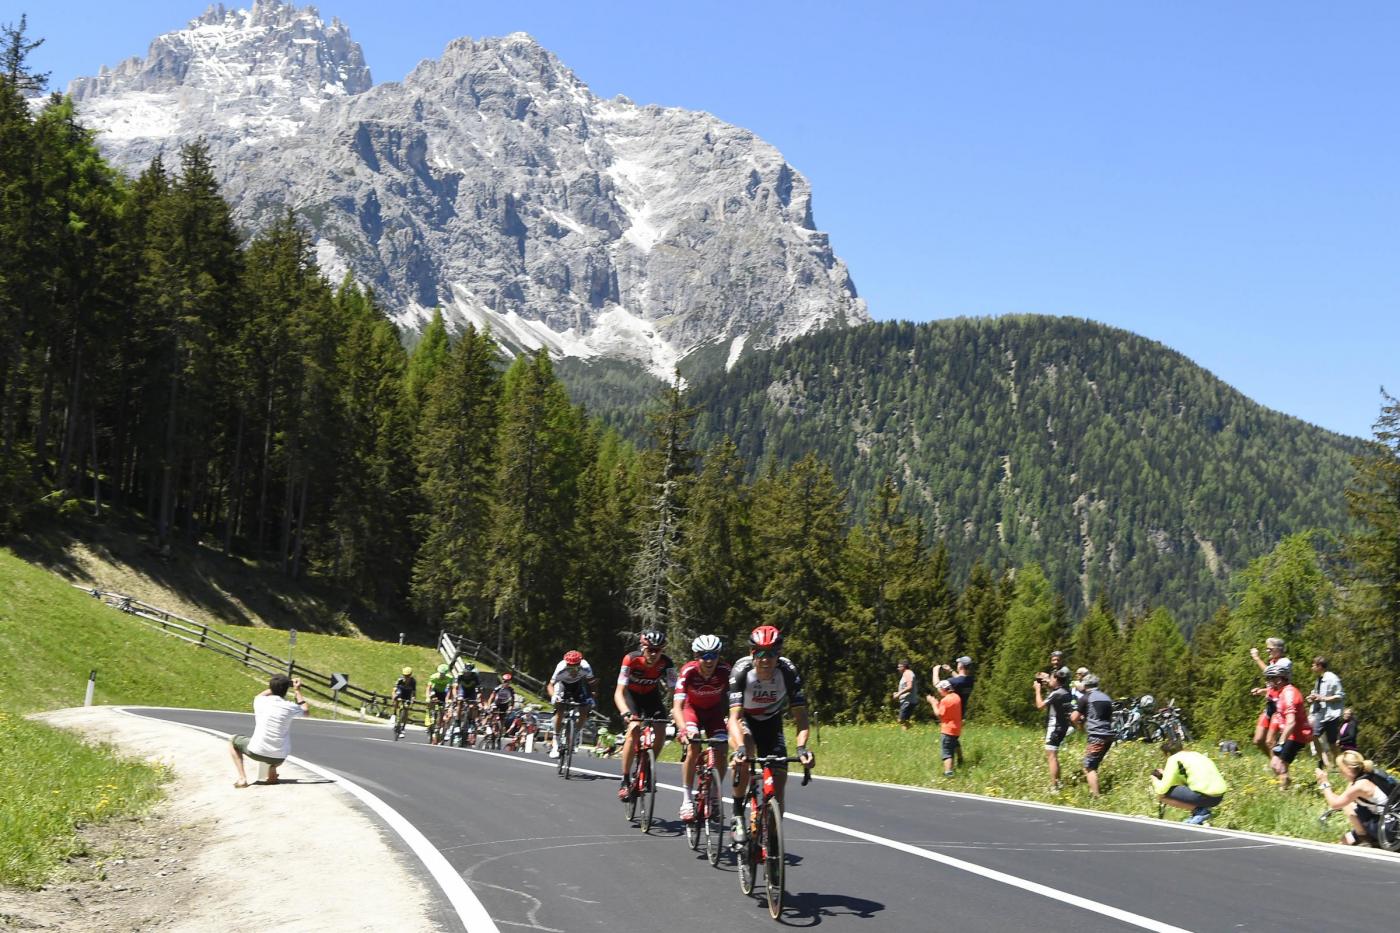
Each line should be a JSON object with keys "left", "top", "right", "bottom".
{"left": 927, "top": 679, "right": 964, "bottom": 777}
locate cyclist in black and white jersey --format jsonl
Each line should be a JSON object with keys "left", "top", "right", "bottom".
{"left": 1034, "top": 665, "right": 1074, "bottom": 791}
{"left": 546, "top": 649, "right": 596, "bottom": 759}
{"left": 727, "top": 625, "right": 814, "bottom": 842}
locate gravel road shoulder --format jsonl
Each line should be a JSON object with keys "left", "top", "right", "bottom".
{"left": 2, "top": 707, "right": 437, "bottom": 932}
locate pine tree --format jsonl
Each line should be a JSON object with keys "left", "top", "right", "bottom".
{"left": 1074, "top": 595, "right": 1124, "bottom": 688}
{"left": 955, "top": 561, "right": 1010, "bottom": 714}
{"left": 1121, "top": 607, "right": 1189, "bottom": 704}
{"left": 982, "top": 564, "right": 1060, "bottom": 723}
{"left": 411, "top": 324, "right": 501, "bottom": 633}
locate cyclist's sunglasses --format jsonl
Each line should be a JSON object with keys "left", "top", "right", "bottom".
{"left": 695, "top": 651, "right": 720, "bottom": 661}
{"left": 642, "top": 644, "right": 660, "bottom": 653}
{"left": 565, "top": 663, "right": 580, "bottom": 670}
{"left": 752, "top": 648, "right": 778, "bottom": 659}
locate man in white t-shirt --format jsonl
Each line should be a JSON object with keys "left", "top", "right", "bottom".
{"left": 229, "top": 674, "right": 308, "bottom": 787}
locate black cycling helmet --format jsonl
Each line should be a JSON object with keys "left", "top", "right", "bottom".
{"left": 640, "top": 629, "right": 667, "bottom": 649}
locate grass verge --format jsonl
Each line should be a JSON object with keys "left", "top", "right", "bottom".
{"left": 811, "top": 720, "right": 1339, "bottom": 843}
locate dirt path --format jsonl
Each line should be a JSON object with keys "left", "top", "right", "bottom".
{"left": 2, "top": 707, "right": 438, "bottom": 932}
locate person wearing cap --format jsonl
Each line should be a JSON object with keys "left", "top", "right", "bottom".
{"left": 1248, "top": 637, "right": 1291, "bottom": 757}
{"left": 1071, "top": 667, "right": 1091, "bottom": 703}
{"left": 893, "top": 660, "right": 918, "bottom": 730}
{"left": 1072, "top": 673, "right": 1115, "bottom": 797}
{"left": 926, "top": 679, "right": 963, "bottom": 777}
{"left": 1151, "top": 736, "right": 1228, "bottom": 825}
{"left": 1034, "top": 666, "right": 1074, "bottom": 791}
{"left": 934, "top": 656, "right": 976, "bottom": 716}
{"left": 1043, "top": 649, "right": 1067, "bottom": 680}
{"left": 1266, "top": 662, "right": 1312, "bottom": 789}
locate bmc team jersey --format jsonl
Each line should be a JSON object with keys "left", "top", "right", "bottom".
{"left": 490, "top": 683, "right": 515, "bottom": 709}
{"left": 674, "top": 659, "right": 732, "bottom": 710}
{"left": 728, "top": 656, "right": 807, "bottom": 722}
{"left": 618, "top": 651, "right": 677, "bottom": 695}
{"left": 1275, "top": 683, "right": 1314, "bottom": 742}
{"left": 550, "top": 658, "right": 595, "bottom": 685}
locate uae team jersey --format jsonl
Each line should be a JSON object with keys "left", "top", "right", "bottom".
{"left": 550, "top": 658, "right": 595, "bottom": 685}
{"left": 674, "top": 659, "right": 732, "bottom": 710}
{"left": 618, "top": 651, "right": 677, "bottom": 695}
{"left": 728, "top": 656, "right": 807, "bottom": 721}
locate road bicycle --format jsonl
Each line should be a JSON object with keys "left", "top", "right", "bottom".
{"left": 424, "top": 697, "right": 446, "bottom": 745}
{"left": 391, "top": 699, "right": 412, "bottom": 741}
{"left": 555, "top": 701, "right": 588, "bottom": 778}
{"left": 735, "top": 753, "right": 812, "bottom": 920}
{"left": 622, "top": 717, "right": 671, "bottom": 833}
{"left": 684, "top": 733, "right": 728, "bottom": 866}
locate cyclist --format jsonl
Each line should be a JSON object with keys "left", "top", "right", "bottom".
{"left": 390, "top": 667, "right": 417, "bottom": 730}
{"left": 489, "top": 672, "right": 516, "bottom": 718}
{"left": 727, "top": 625, "right": 815, "bottom": 842}
{"left": 446, "top": 663, "right": 481, "bottom": 742}
{"left": 425, "top": 664, "right": 453, "bottom": 743}
{"left": 547, "top": 649, "right": 596, "bottom": 759}
{"left": 614, "top": 630, "right": 678, "bottom": 801}
{"left": 1266, "top": 662, "right": 1312, "bottom": 790}
{"left": 454, "top": 662, "right": 483, "bottom": 711}
{"left": 673, "top": 634, "right": 732, "bottom": 821}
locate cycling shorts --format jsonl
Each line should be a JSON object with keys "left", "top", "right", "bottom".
{"left": 492, "top": 701, "right": 512, "bottom": 714}
{"left": 553, "top": 680, "right": 590, "bottom": 705}
{"left": 1044, "top": 724, "right": 1070, "bottom": 750}
{"left": 429, "top": 689, "right": 448, "bottom": 704}
{"left": 1273, "top": 739, "right": 1305, "bottom": 765}
{"left": 1083, "top": 737, "right": 1114, "bottom": 771}
{"left": 738, "top": 713, "right": 788, "bottom": 764}
{"left": 626, "top": 690, "right": 667, "bottom": 721}
{"left": 681, "top": 704, "right": 728, "bottom": 742}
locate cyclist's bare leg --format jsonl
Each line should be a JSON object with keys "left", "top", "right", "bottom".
{"left": 1046, "top": 748, "right": 1061, "bottom": 784}
{"left": 619, "top": 719, "right": 641, "bottom": 785}
{"left": 681, "top": 738, "right": 700, "bottom": 792}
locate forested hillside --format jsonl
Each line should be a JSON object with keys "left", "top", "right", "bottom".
{"left": 688, "top": 317, "right": 1364, "bottom": 629}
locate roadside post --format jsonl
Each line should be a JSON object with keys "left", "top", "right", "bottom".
{"left": 287, "top": 628, "right": 297, "bottom": 676}
{"left": 84, "top": 669, "right": 96, "bottom": 706}
{"left": 330, "top": 672, "right": 349, "bottom": 720}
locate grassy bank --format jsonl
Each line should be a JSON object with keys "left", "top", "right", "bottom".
{"left": 811, "top": 720, "right": 1337, "bottom": 843}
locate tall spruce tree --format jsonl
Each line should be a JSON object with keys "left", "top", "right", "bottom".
{"left": 982, "top": 564, "right": 1060, "bottom": 723}
{"left": 1121, "top": 607, "right": 1189, "bottom": 703}
{"left": 1073, "top": 595, "right": 1124, "bottom": 688}
{"left": 411, "top": 324, "right": 501, "bottom": 634}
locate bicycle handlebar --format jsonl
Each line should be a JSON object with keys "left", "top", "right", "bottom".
{"left": 736, "top": 753, "right": 814, "bottom": 785}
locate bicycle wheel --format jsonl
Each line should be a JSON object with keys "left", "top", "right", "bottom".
{"left": 641, "top": 749, "right": 657, "bottom": 833}
{"left": 764, "top": 797, "right": 785, "bottom": 919}
{"left": 1378, "top": 806, "right": 1400, "bottom": 852}
{"left": 624, "top": 755, "right": 640, "bottom": 822}
{"left": 562, "top": 718, "right": 575, "bottom": 779}
{"left": 738, "top": 797, "right": 758, "bottom": 896}
{"left": 686, "top": 771, "right": 702, "bottom": 850}
{"left": 704, "top": 768, "right": 723, "bottom": 866}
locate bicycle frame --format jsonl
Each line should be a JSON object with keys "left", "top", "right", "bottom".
{"left": 736, "top": 754, "right": 811, "bottom": 919}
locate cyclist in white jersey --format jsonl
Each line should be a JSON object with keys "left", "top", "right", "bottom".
{"left": 546, "top": 649, "right": 595, "bottom": 758}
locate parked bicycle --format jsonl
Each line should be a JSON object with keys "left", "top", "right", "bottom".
{"left": 685, "top": 733, "right": 728, "bottom": 866}
{"left": 555, "top": 701, "right": 587, "bottom": 778}
{"left": 736, "top": 753, "right": 812, "bottom": 920}
{"left": 1150, "top": 700, "right": 1191, "bottom": 744}
{"left": 622, "top": 716, "right": 671, "bottom": 832}
{"left": 1112, "top": 695, "right": 1154, "bottom": 742}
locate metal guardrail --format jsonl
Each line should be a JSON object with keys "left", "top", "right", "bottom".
{"left": 73, "top": 585, "right": 403, "bottom": 717}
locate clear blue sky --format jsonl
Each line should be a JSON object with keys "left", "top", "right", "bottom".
{"left": 21, "top": 1, "right": 1399, "bottom": 438}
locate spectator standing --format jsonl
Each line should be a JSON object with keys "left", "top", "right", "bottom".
{"left": 926, "top": 680, "right": 963, "bottom": 777}
{"left": 1044, "top": 649, "right": 1067, "bottom": 679}
{"left": 1151, "top": 736, "right": 1228, "bottom": 825}
{"left": 1307, "top": 657, "right": 1344, "bottom": 769}
{"left": 1072, "top": 673, "right": 1115, "bottom": 797}
{"left": 1267, "top": 663, "right": 1313, "bottom": 790}
{"left": 229, "top": 674, "right": 308, "bottom": 788}
{"left": 1337, "top": 708, "right": 1359, "bottom": 753}
{"left": 1248, "top": 638, "right": 1291, "bottom": 756}
{"left": 893, "top": 660, "right": 918, "bottom": 730}
{"left": 1071, "top": 667, "right": 1090, "bottom": 703}
{"left": 1034, "top": 666, "right": 1074, "bottom": 791}
{"left": 934, "top": 656, "right": 976, "bottom": 720}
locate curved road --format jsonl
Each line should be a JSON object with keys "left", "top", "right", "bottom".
{"left": 136, "top": 708, "right": 1399, "bottom": 932}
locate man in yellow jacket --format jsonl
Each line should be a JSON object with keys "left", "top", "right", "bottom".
{"left": 1151, "top": 736, "right": 1228, "bottom": 825}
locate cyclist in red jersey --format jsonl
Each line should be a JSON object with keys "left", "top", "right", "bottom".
{"left": 672, "top": 634, "right": 732, "bottom": 821}
{"left": 727, "top": 625, "right": 814, "bottom": 842}
{"left": 613, "top": 630, "right": 678, "bottom": 801}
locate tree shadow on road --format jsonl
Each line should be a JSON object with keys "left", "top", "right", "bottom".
{"left": 777, "top": 891, "right": 885, "bottom": 926}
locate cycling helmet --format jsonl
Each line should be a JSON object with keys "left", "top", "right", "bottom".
{"left": 749, "top": 625, "right": 782, "bottom": 650}
{"left": 1138, "top": 694, "right": 1155, "bottom": 709}
{"left": 501, "top": 672, "right": 513, "bottom": 682}
{"left": 563, "top": 650, "right": 583, "bottom": 666}
{"left": 437, "top": 664, "right": 450, "bottom": 674}
{"left": 1263, "top": 662, "right": 1289, "bottom": 680}
{"left": 402, "top": 667, "right": 413, "bottom": 676}
{"left": 692, "top": 634, "right": 723, "bottom": 655}
{"left": 464, "top": 662, "right": 475, "bottom": 671}
{"left": 640, "top": 629, "right": 667, "bottom": 649}
{"left": 1053, "top": 666, "right": 1072, "bottom": 683}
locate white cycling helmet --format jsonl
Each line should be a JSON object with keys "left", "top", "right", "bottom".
{"left": 691, "top": 634, "right": 723, "bottom": 655}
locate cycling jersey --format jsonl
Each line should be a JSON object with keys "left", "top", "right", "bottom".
{"left": 392, "top": 676, "right": 417, "bottom": 701}
{"left": 490, "top": 683, "right": 515, "bottom": 710}
{"left": 427, "top": 672, "right": 452, "bottom": 697}
{"left": 1043, "top": 685, "right": 1073, "bottom": 748}
{"left": 550, "top": 658, "right": 595, "bottom": 686}
{"left": 618, "top": 650, "right": 677, "bottom": 695}
{"left": 728, "top": 656, "right": 807, "bottom": 721}
{"left": 675, "top": 659, "right": 732, "bottom": 710}
{"left": 456, "top": 671, "right": 481, "bottom": 696}
{"left": 1275, "top": 683, "right": 1313, "bottom": 743}
{"left": 1151, "top": 750, "right": 1228, "bottom": 798}
{"left": 1076, "top": 688, "right": 1114, "bottom": 740}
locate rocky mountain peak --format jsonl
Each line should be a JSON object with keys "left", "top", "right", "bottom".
{"left": 71, "top": 3, "right": 868, "bottom": 377}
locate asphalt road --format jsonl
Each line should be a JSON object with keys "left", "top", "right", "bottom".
{"left": 136, "top": 708, "right": 1400, "bottom": 933}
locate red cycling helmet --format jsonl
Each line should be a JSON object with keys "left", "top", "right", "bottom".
{"left": 749, "top": 625, "right": 782, "bottom": 650}
{"left": 501, "top": 672, "right": 513, "bottom": 682}
{"left": 563, "top": 650, "right": 583, "bottom": 666}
